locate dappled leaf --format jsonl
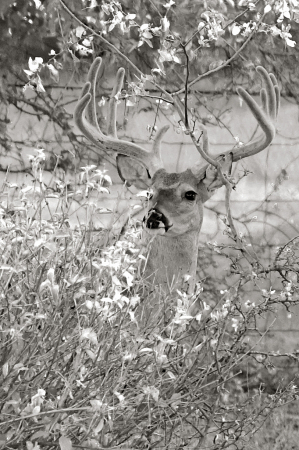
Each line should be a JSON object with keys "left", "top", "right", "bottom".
{"left": 59, "top": 436, "right": 73, "bottom": 450}
{"left": 47, "top": 63, "right": 59, "bottom": 83}
{"left": 26, "top": 442, "right": 40, "bottom": 450}
{"left": 143, "top": 386, "right": 159, "bottom": 402}
{"left": 2, "top": 362, "right": 8, "bottom": 378}
{"left": 94, "top": 418, "right": 104, "bottom": 434}
{"left": 30, "top": 430, "right": 49, "bottom": 440}
{"left": 81, "top": 328, "right": 98, "bottom": 345}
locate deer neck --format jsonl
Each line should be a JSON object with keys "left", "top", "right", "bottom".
{"left": 142, "top": 230, "right": 199, "bottom": 294}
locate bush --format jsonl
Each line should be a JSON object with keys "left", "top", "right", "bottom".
{"left": 0, "top": 150, "right": 299, "bottom": 450}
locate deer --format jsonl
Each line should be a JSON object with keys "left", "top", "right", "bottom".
{"left": 74, "top": 57, "right": 279, "bottom": 297}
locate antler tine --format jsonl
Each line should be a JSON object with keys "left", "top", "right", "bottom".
{"left": 74, "top": 58, "right": 164, "bottom": 174}
{"left": 84, "top": 57, "right": 103, "bottom": 131}
{"left": 257, "top": 66, "right": 277, "bottom": 119}
{"left": 197, "top": 124, "right": 210, "bottom": 158}
{"left": 152, "top": 125, "right": 169, "bottom": 159}
{"left": 228, "top": 65, "right": 279, "bottom": 162}
{"left": 74, "top": 91, "right": 100, "bottom": 147}
{"left": 260, "top": 87, "right": 268, "bottom": 114}
{"left": 80, "top": 82, "right": 91, "bottom": 100}
{"left": 270, "top": 73, "right": 280, "bottom": 114}
{"left": 236, "top": 88, "right": 275, "bottom": 144}
{"left": 107, "top": 67, "right": 125, "bottom": 138}
{"left": 191, "top": 66, "right": 279, "bottom": 178}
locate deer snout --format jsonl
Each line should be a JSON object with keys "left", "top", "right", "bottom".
{"left": 145, "top": 208, "right": 173, "bottom": 232}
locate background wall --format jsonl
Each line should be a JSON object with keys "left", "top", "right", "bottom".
{"left": 2, "top": 78, "right": 298, "bottom": 243}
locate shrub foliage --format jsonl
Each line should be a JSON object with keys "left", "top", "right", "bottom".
{"left": 0, "top": 152, "right": 299, "bottom": 449}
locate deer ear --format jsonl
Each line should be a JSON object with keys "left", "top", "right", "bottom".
{"left": 116, "top": 155, "right": 152, "bottom": 189}
{"left": 196, "top": 152, "right": 233, "bottom": 203}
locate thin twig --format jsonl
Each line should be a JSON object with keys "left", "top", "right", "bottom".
{"left": 173, "top": 13, "right": 265, "bottom": 96}
{"left": 0, "top": 407, "right": 91, "bottom": 427}
{"left": 180, "top": 43, "right": 190, "bottom": 128}
{"left": 58, "top": 0, "right": 173, "bottom": 103}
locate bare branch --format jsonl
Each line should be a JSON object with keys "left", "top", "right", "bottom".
{"left": 173, "top": 14, "right": 265, "bottom": 97}
{"left": 58, "top": 0, "right": 173, "bottom": 104}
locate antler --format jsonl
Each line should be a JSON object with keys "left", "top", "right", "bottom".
{"left": 225, "top": 66, "right": 279, "bottom": 162}
{"left": 74, "top": 57, "right": 165, "bottom": 174}
{"left": 191, "top": 66, "right": 279, "bottom": 180}
{"left": 176, "top": 66, "right": 279, "bottom": 169}
{"left": 76, "top": 60, "right": 279, "bottom": 180}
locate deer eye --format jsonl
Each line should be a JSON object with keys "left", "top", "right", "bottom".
{"left": 185, "top": 191, "right": 197, "bottom": 201}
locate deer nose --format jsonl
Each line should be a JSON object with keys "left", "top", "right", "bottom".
{"left": 145, "top": 208, "right": 173, "bottom": 232}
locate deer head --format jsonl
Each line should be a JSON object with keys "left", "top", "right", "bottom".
{"left": 74, "top": 58, "right": 279, "bottom": 293}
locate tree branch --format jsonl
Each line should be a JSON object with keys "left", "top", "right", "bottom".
{"left": 173, "top": 13, "right": 265, "bottom": 96}
{"left": 58, "top": 0, "right": 173, "bottom": 103}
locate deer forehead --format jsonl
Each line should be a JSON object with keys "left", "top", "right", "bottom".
{"left": 151, "top": 169, "right": 199, "bottom": 191}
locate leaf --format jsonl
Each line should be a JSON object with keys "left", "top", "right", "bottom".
{"left": 163, "top": 0, "right": 175, "bottom": 8}
{"left": 24, "top": 69, "right": 34, "bottom": 77}
{"left": 286, "top": 38, "right": 296, "bottom": 47}
{"left": 85, "top": 349, "right": 96, "bottom": 360}
{"left": 126, "top": 13, "right": 136, "bottom": 20}
{"left": 167, "top": 371, "right": 176, "bottom": 380}
{"left": 75, "top": 26, "right": 85, "bottom": 38}
{"left": 142, "top": 30, "right": 153, "bottom": 39}
{"left": 31, "top": 405, "right": 40, "bottom": 415}
{"left": 103, "top": 174, "right": 112, "bottom": 184}
{"left": 35, "top": 76, "right": 46, "bottom": 93}
{"left": 85, "top": 299, "right": 93, "bottom": 309}
{"left": 231, "top": 24, "right": 240, "bottom": 36}
{"left": 95, "top": 207, "right": 112, "bottom": 213}
{"left": 90, "top": 399, "right": 103, "bottom": 410}
{"left": 39, "top": 279, "right": 51, "bottom": 293}
{"left": 142, "top": 37, "right": 153, "bottom": 48}
{"left": 178, "top": 315, "right": 193, "bottom": 320}
{"left": 108, "top": 22, "right": 117, "bottom": 32}
{"left": 2, "top": 361, "right": 8, "bottom": 378}
{"left": 143, "top": 386, "right": 159, "bottom": 402}
{"left": 112, "top": 275, "right": 121, "bottom": 286}
{"left": 28, "top": 57, "right": 43, "bottom": 73}
{"left": 98, "top": 187, "right": 110, "bottom": 194}
{"left": 69, "top": 49, "right": 80, "bottom": 63}
{"left": 47, "top": 63, "right": 59, "bottom": 83}
{"left": 59, "top": 436, "right": 73, "bottom": 450}
{"left": 139, "top": 348, "right": 153, "bottom": 353}
{"left": 30, "top": 430, "right": 49, "bottom": 440}
{"left": 81, "top": 328, "right": 98, "bottom": 345}
{"left": 21, "top": 185, "right": 33, "bottom": 193}
{"left": 170, "top": 392, "right": 181, "bottom": 407}
{"left": 195, "top": 312, "right": 202, "bottom": 322}
{"left": 264, "top": 4, "right": 271, "bottom": 13}
{"left": 136, "top": 190, "right": 152, "bottom": 198}
{"left": 94, "top": 418, "right": 104, "bottom": 434}
{"left": 160, "top": 16, "right": 170, "bottom": 36}
{"left": 123, "top": 270, "right": 134, "bottom": 287}
{"left": 47, "top": 267, "right": 55, "bottom": 283}
{"left": 157, "top": 398, "right": 168, "bottom": 407}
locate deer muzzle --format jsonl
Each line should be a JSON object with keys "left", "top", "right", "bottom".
{"left": 145, "top": 208, "right": 173, "bottom": 232}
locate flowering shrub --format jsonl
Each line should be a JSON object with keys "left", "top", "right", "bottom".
{"left": 0, "top": 154, "right": 299, "bottom": 449}
{"left": 1, "top": 0, "right": 299, "bottom": 446}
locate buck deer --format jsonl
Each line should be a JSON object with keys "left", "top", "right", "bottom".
{"left": 74, "top": 58, "right": 279, "bottom": 294}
